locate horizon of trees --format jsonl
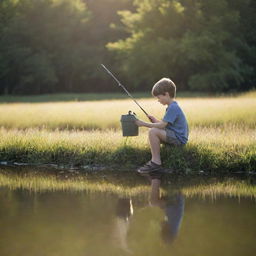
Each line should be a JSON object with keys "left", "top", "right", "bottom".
{"left": 0, "top": 0, "right": 255, "bottom": 95}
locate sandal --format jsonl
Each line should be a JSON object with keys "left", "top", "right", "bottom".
{"left": 137, "top": 161, "right": 162, "bottom": 175}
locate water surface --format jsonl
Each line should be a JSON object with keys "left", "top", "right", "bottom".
{"left": 0, "top": 168, "right": 255, "bottom": 256}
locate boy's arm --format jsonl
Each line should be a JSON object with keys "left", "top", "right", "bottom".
{"left": 136, "top": 119, "right": 167, "bottom": 129}
{"left": 147, "top": 115, "right": 160, "bottom": 123}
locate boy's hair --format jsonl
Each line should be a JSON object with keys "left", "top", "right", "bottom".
{"left": 151, "top": 78, "right": 176, "bottom": 98}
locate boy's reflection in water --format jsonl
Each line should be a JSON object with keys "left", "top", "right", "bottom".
{"left": 114, "top": 171, "right": 184, "bottom": 253}
{"left": 149, "top": 173, "right": 185, "bottom": 244}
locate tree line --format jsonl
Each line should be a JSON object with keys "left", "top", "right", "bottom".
{"left": 0, "top": 0, "right": 255, "bottom": 94}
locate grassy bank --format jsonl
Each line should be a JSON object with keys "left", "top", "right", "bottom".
{"left": 0, "top": 126, "right": 255, "bottom": 173}
{"left": 0, "top": 92, "right": 255, "bottom": 173}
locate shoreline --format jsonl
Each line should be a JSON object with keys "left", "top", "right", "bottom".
{"left": 1, "top": 161, "right": 255, "bottom": 176}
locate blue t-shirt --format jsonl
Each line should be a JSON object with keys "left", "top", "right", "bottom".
{"left": 163, "top": 101, "right": 189, "bottom": 144}
{"left": 165, "top": 193, "right": 185, "bottom": 242}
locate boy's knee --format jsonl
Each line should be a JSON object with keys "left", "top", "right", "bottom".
{"left": 149, "top": 127, "right": 159, "bottom": 136}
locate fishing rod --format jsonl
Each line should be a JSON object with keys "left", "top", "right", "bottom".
{"left": 101, "top": 64, "right": 150, "bottom": 118}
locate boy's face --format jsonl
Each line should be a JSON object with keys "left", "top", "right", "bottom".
{"left": 156, "top": 93, "right": 172, "bottom": 105}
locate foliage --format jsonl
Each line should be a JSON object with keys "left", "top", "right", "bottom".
{"left": 0, "top": 0, "right": 255, "bottom": 94}
{"left": 0, "top": 0, "right": 92, "bottom": 94}
{"left": 108, "top": 0, "right": 256, "bottom": 92}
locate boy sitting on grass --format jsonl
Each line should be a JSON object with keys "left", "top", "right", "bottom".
{"left": 135, "top": 78, "right": 189, "bottom": 174}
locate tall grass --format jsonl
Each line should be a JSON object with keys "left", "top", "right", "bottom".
{"left": 0, "top": 97, "right": 255, "bottom": 130}
{"left": 0, "top": 92, "right": 255, "bottom": 173}
{"left": 0, "top": 126, "right": 255, "bottom": 172}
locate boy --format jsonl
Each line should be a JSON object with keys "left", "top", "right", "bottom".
{"left": 135, "top": 78, "right": 189, "bottom": 174}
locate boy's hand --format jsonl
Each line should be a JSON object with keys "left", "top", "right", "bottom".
{"left": 135, "top": 119, "right": 145, "bottom": 127}
{"left": 148, "top": 115, "right": 157, "bottom": 123}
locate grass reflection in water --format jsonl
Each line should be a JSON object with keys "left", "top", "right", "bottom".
{"left": 0, "top": 167, "right": 255, "bottom": 199}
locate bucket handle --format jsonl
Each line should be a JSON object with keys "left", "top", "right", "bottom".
{"left": 128, "top": 110, "right": 136, "bottom": 116}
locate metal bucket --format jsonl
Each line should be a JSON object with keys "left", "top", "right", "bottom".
{"left": 120, "top": 111, "right": 138, "bottom": 137}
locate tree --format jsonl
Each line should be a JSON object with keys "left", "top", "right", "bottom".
{"left": 108, "top": 0, "right": 254, "bottom": 92}
{"left": 0, "top": 0, "right": 92, "bottom": 94}
{"left": 0, "top": 0, "right": 19, "bottom": 94}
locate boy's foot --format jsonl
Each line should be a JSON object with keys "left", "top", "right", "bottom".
{"left": 137, "top": 161, "right": 162, "bottom": 175}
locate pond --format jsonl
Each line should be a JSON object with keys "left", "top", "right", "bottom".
{"left": 0, "top": 166, "right": 255, "bottom": 256}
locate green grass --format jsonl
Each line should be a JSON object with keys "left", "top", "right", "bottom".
{"left": 0, "top": 126, "right": 255, "bottom": 173}
{"left": 0, "top": 91, "right": 255, "bottom": 173}
{"left": 0, "top": 92, "right": 150, "bottom": 103}
{"left": 0, "top": 91, "right": 211, "bottom": 103}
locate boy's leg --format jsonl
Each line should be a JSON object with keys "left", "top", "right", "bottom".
{"left": 137, "top": 128, "right": 167, "bottom": 174}
{"left": 150, "top": 178, "right": 161, "bottom": 206}
{"left": 148, "top": 128, "right": 167, "bottom": 165}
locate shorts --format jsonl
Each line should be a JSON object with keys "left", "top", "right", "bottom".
{"left": 165, "top": 129, "right": 182, "bottom": 146}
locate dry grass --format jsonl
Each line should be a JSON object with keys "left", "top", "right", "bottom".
{"left": 0, "top": 95, "right": 255, "bottom": 130}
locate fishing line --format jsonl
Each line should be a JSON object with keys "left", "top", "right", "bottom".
{"left": 101, "top": 64, "right": 150, "bottom": 118}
